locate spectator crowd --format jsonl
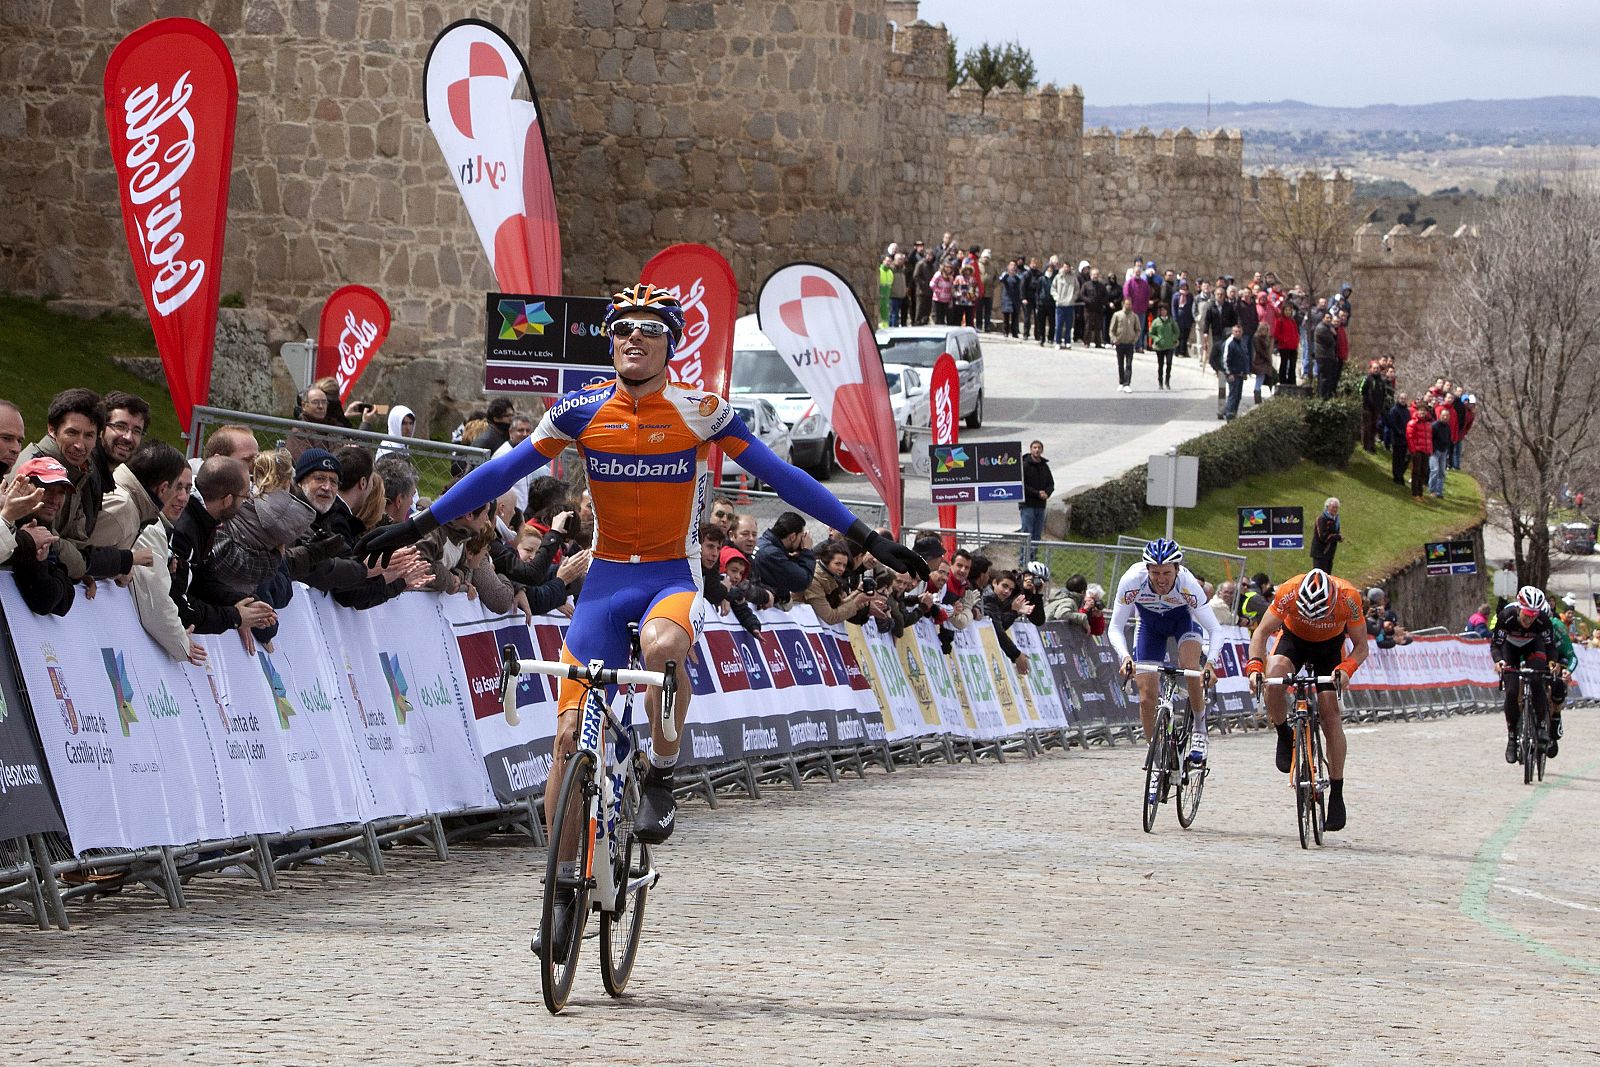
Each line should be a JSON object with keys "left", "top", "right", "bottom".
{"left": 0, "top": 387, "right": 595, "bottom": 664}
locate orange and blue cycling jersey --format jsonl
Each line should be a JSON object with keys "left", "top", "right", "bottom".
{"left": 431, "top": 379, "right": 864, "bottom": 714}
{"left": 431, "top": 379, "right": 858, "bottom": 562}
{"left": 1270, "top": 573, "right": 1364, "bottom": 643}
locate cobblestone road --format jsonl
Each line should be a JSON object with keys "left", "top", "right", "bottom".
{"left": 6, "top": 710, "right": 1599, "bottom": 1065}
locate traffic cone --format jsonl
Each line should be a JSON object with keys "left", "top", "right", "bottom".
{"left": 736, "top": 473, "right": 751, "bottom": 505}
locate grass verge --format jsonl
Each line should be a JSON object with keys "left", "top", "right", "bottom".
{"left": 0, "top": 294, "right": 180, "bottom": 447}
{"left": 1131, "top": 447, "right": 1485, "bottom": 588}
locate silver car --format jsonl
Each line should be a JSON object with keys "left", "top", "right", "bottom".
{"left": 874, "top": 325, "right": 986, "bottom": 429}
{"left": 731, "top": 314, "right": 839, "bottom": 479}
{"left": 721, "top": 398, "right": 793, "bottom": 489}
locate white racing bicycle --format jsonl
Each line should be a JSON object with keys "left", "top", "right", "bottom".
{"left": 498, "top": 633, "right": 678, "bottom": 1014}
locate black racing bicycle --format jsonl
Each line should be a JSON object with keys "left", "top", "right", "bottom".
{"left": 1503, "top": 665, "right": 1549, "bottom": 785}
{"left": 1131, "top": 664, "right": 1210, "bottom": 833}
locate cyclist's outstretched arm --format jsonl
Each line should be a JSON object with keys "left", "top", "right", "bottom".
{"left": 1338, "top": 620, "right": 1370, "bottom": 679}
{"left": 432, "top": 436, "right": 562, "bottom": 523}
{"left": 358, "top": 414, "right": 569, "bottom": 564}
{"left": 720, "top": 427, "right": 928, "bottom": 579}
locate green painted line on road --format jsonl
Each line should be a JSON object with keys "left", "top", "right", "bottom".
{"left": 1460, "top": 754, "right": 1600, "bottom": 977}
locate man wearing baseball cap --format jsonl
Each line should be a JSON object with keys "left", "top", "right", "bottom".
{"left": 2, "top": 457, "right": 76, "bottom": 615}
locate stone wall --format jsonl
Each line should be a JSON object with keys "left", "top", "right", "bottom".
{"left": 1079, "top": 127, "right": 1248, "bottom": 281}
{"left": 1349, "top": 222, "right": 1472, "bottom": 369}
{"left": 878, "top": 9, "right": 948, "bottom": 254}
{"left": 0, "top": 0, "right": 517, "bottom": 432}
{"left": 1375, "top": 521, "right": 1487, "bottom": 633}
{"left": 933, "top": 81, "right": 1081, "bottom": 259}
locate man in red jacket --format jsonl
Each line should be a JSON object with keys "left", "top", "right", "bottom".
{"left": 1405, "top": 402, "right": 1433, "bottom": 500}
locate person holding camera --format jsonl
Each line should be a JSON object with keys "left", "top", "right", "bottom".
{"left": 802, "top": 539, "right": 873, "bottom": 625}
{"left": 981, "top": 569, "right": 1034, "bottom": 674}
{"left": 2, "top": 457, "right": 76, "bottom": 615}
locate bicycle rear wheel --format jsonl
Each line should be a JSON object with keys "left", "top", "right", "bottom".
{"left": 540, "top": 750, "right": 595, "bottom": 1015}
{"left": 1142, "top": 712, "right": 1167, "bottom": 834}
{"left": 1175, "top": 707, "right": 1204, "bottom": 829}
{"left": 1293, "top": 723, "right": 1312, "bottom": 850}
{"left": 600, "top": 774, "right": 650, "bottom": 998}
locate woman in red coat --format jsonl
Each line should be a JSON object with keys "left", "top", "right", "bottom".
{"left": 1273, "top": 301, "right": 1302, "bottom": 386}
{"left": 1405, "top": 403, "right": 1434, "bottom": 500}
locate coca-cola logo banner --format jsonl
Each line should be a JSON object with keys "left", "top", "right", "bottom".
{"left": 640, "top": 243, "right": 738, "bottom": 483}
{"left": 757, "top": 263, "right": 903, "bottom": 534}
{"left": 929, "top": 352, "right": 960, "bottom": 539}
{"left": 316, "top": 285, "right": 391, "bottom": 402}
{"left": 103, "top": 17, "right": 238, "bottom": 431}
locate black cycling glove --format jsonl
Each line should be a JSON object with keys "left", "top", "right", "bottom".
{"left": 356, "top": 509, "right": 440, "bottom": 567}
{"left": 847, "top": 520, "right": 930, "bottom": 582}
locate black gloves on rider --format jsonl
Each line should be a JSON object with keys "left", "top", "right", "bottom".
{"left": 847, "top": 520, "right": 931, "bottom": 582}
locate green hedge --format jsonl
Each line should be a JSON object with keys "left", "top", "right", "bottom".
{"left": 1064, "top": 394, "right": 1357, "bottom": 540}
{"left": 1303, "top": 394, "right": 1361, "bottom": 467}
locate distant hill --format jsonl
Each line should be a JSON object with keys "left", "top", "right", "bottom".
{"left": 1083, "top": 96, "right": 1600, "bottom": 139}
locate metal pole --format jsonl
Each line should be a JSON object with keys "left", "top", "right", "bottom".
{"left": 1165, "top": 446, "right": 1178, "bottom": 540}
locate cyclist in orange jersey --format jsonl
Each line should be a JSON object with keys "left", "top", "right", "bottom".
{"left": 1245, "top": 568, "right": 1369, "bottom": 832}
{"left": 359, "top": 284, "right": 927, "bottom": 953}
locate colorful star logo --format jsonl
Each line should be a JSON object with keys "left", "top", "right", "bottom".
{"left": 498, "top": 299, "right": 554, "bottom": 340}
{"left": 935, "top": 446, "right": 969, "bottom": 473}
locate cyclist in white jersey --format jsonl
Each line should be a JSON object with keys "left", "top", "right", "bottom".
{"left": 1108, "top": 538, "right": 1221, "bottom": 763}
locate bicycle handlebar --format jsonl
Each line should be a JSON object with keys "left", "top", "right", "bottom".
{"left": 498, "top": 644, "right": 676, "bottom": 741}
{"left": 1133, "top": 663, "right": 1208, "bottom": 678}
{"left": 1262, "top": 675, "right": 1338, "bottom": 686}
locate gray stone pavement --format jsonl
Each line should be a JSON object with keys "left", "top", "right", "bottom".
{"left": 6, "top": 710, "right": 1600, "bottom": 1064}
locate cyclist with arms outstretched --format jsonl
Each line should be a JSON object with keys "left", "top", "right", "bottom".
{"left": 1109, "top": 538, "right": 1221, "bottom": 765}
{"left": 359, "top": 284, "right": 928, "bottom": 954}
{"left": 1246, "top": 569, "right": 1369, "bottom": 832}
{"left": 1491, "top": 587, "right": 1557, "bottom": 762}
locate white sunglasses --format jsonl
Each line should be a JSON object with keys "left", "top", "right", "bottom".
{"left": 608, "top": 318, "right": 670, "bottom": 338}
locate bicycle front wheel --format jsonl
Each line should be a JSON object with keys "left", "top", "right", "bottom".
{"left": 1519, "top": 693, "right": 1535, "bottom": 786}
{"left": 1142, "top": 715, "right": 1167, "bottom": 834}
{"left": 1293, "top": 723, "right": 1312, "bottom": 850}
{"left": 541, "top": 750, "right": 596, "bottom": 1015}
{"left": 1309, "top": 721, "right": 1327, "bottom": 847}
{"left": 1174, "top": 706, "right": 1203, "bottom": 828}
{"left": 600, "top": 775, "right": 650, "bottom": 998}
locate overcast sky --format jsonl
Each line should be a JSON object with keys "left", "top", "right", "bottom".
{"left": 913, "top": 1, "right": 1600, "bottom": 107}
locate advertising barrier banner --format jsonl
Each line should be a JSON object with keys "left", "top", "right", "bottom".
{"left": 0, "top": 614, "right": 65, "bottom": 841}
{"left": 1572, "top": 646, "right": 1600, "bottom": 701}
{"left": 0, "top": 572, "right": 1521, "bottom": 855}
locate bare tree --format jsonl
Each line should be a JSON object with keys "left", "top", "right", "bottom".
{"left": 1421, "top": 169, "right": 1600, "bottom": 590}
{"left": 1253, "top": 167, "right": 1354, "bottom": 300}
